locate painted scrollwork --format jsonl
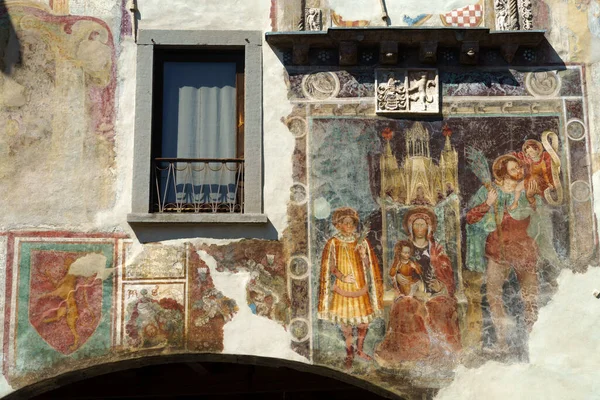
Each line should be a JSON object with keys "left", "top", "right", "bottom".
{"left": 519, "top": 0, "right": 533, "bottom": 30}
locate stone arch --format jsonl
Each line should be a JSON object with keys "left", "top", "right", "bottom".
{"left": 4, "top": 354, "right": 418, "bottom": 400}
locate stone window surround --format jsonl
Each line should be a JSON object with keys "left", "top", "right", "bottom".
{"left": 128, "top": 29, "right": 267, "bottom": 225}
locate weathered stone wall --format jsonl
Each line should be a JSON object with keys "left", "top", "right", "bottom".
{"left": 0, "top": 1, "right": 599, "bottom": 399}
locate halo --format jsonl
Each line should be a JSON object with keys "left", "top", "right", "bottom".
{"left": 522, "top": 139, "right": 543, "bottom": 153}
{"left": 402, "top": 207, "right": 437, "bottom": 235}
{"left": 332, "top": 206, "right": 359, "bottom": 226}
{"left": 492, "top": 154, "right": 521, "bottom": 181}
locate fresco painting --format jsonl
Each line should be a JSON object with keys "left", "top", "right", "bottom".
{"left": 0, "top": 2, "right": 117, "bottom": 224}
{"left": 317, "top": 206, "right": 384, "bottom": 369}
{"left": 3, "top": 233, "right": 119, "bottom": 383}
{"left": 0, "top": 0, "right": 596, "bottom": 394}
{"left": 187, "top": 245, "right": 238, "bottom": 352}
{"left": 302, "top": 66, "right": 593, "bottom": 389}
{"left": 197, "top": 240, "right": 290, "bottom": 326}
{"left": 28, "top": 250, "right": 107, "bottom": 355}
{"left": 123, "top": 283, "right": 185, "bottom": 350}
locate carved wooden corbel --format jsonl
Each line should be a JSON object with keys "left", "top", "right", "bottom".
{"left": 339, "top": 41, "right": 357, "bottom": 66}
{"left": 379, "top": 41, "right": 398, "bottom": 65}
{"left": 500, "top": 43, "right": 519, "bottom": 63}
{"left": 460, "top": 41, "right": 479, "bottom": 65}
{"left": 293, "top": 43, "right": 310, "bottom": 65}
{"left": 419, "top": 41, "right": 438, "bottom": 64}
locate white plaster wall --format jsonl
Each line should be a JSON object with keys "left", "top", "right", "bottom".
{"left": 119, "top": 0, "right": 296, "bottom": 236}
{"left": 436, "top": 267, "right": 600, "bottom": 400}
{"left": 197, "top": 250, "right": 307, "bottom": 362}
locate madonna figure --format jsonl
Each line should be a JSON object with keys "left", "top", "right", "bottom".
{"left": 375, "top": 207, "right": 461, "bottom": 366}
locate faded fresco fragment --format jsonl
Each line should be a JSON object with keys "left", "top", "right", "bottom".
{"left": 0, "top": 2, "right": 117, "bottom": 225}
{"left": 118, "top": 243, "right": 188, "bottom": 352}
{"left": 123, "top": 283, "right": 185, "bottom": 350}
{"left": 188, "top": 246, "right": 237, "bottom": 353}
{"left": 197, "top": 240, "right": 290, "bottom": 326}
{"left": 124, "top": 244, "right": 187, "bottom": 280}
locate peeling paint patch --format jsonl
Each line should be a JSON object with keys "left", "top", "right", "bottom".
{"left": 0, "top": 374, "right": 15, "bottom": 398}
{"left": 197, "top": 250, "right": 307, "bottom": 363}
{"left": 436, "top": 268, "right": 600, "bottom": 400}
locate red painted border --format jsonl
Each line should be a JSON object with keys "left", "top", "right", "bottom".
{"left": 3, "top": 233, "right": 15, "bottom": 377}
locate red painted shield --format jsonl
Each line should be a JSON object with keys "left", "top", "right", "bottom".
{"left": 28, "top": 251, "right": 103, "bottom": 354}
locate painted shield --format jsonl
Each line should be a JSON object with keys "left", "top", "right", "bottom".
{"left": 440, "top": 4, "right": 483, "bottom": 28}
{"left": 28, "top": 250, "right": 104, "bottom": 355}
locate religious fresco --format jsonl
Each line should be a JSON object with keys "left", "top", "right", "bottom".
{"left": 123, "top": 283, "right": 185, "bottom": 350}
{"left": 309, "top": 116, "right": 570, "bottom": 377}
{"left": 0, "top": 0, "right": 599, "bottom": 398}
{"left": 279, "top": 63, "right": 596, "bottom": 392}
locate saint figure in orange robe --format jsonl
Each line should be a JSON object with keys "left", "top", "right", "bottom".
{"left": 318, "top": 207, "right": 384, "bottom": 369}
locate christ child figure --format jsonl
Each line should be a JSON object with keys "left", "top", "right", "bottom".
{"left": 510, "top": 139, "right": 555, "bottom": 209}
{"left": 389, "top": 240, "right": 425, "bottom": 298}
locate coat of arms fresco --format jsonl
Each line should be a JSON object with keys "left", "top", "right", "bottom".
{"left": 5, "top": 237, "right": 117, "bottom": 377}
{"left": 29, "top": 251, "right": 107, "bottom": 354}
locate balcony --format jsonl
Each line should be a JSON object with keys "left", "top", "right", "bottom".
{"left": 152, "top": 158, "right": 244, "bottom": 214}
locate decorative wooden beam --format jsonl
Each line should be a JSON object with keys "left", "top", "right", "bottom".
{"left": 292, "top": 43, "right": 309, "bottom": 65}
{"left": 265, "top": 27, "right": 547, "bottom": 66}
{"left": 501, "top": 43, "right": 520, "bottom": 63}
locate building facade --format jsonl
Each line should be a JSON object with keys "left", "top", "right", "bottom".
{"left": 1, "top": 0, "right": 600, "bottom": 398}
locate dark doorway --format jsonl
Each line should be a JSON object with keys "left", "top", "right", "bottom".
{"left": 29, "top": 361, "right": 400, "bottom": 399}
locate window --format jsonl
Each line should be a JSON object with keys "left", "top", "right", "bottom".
{"left": 128, "top": 30, "right": 266, "bottom": 224}
{"left": 153, "top": 50, "right": 245, "bottom": 213}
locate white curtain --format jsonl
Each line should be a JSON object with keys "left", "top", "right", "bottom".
{"left": 161, "top": 62, "right": 238, "bottom": 208}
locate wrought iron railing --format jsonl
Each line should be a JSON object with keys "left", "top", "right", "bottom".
{"left": 153, "top": 158, "right": 244, "bottom": 213}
